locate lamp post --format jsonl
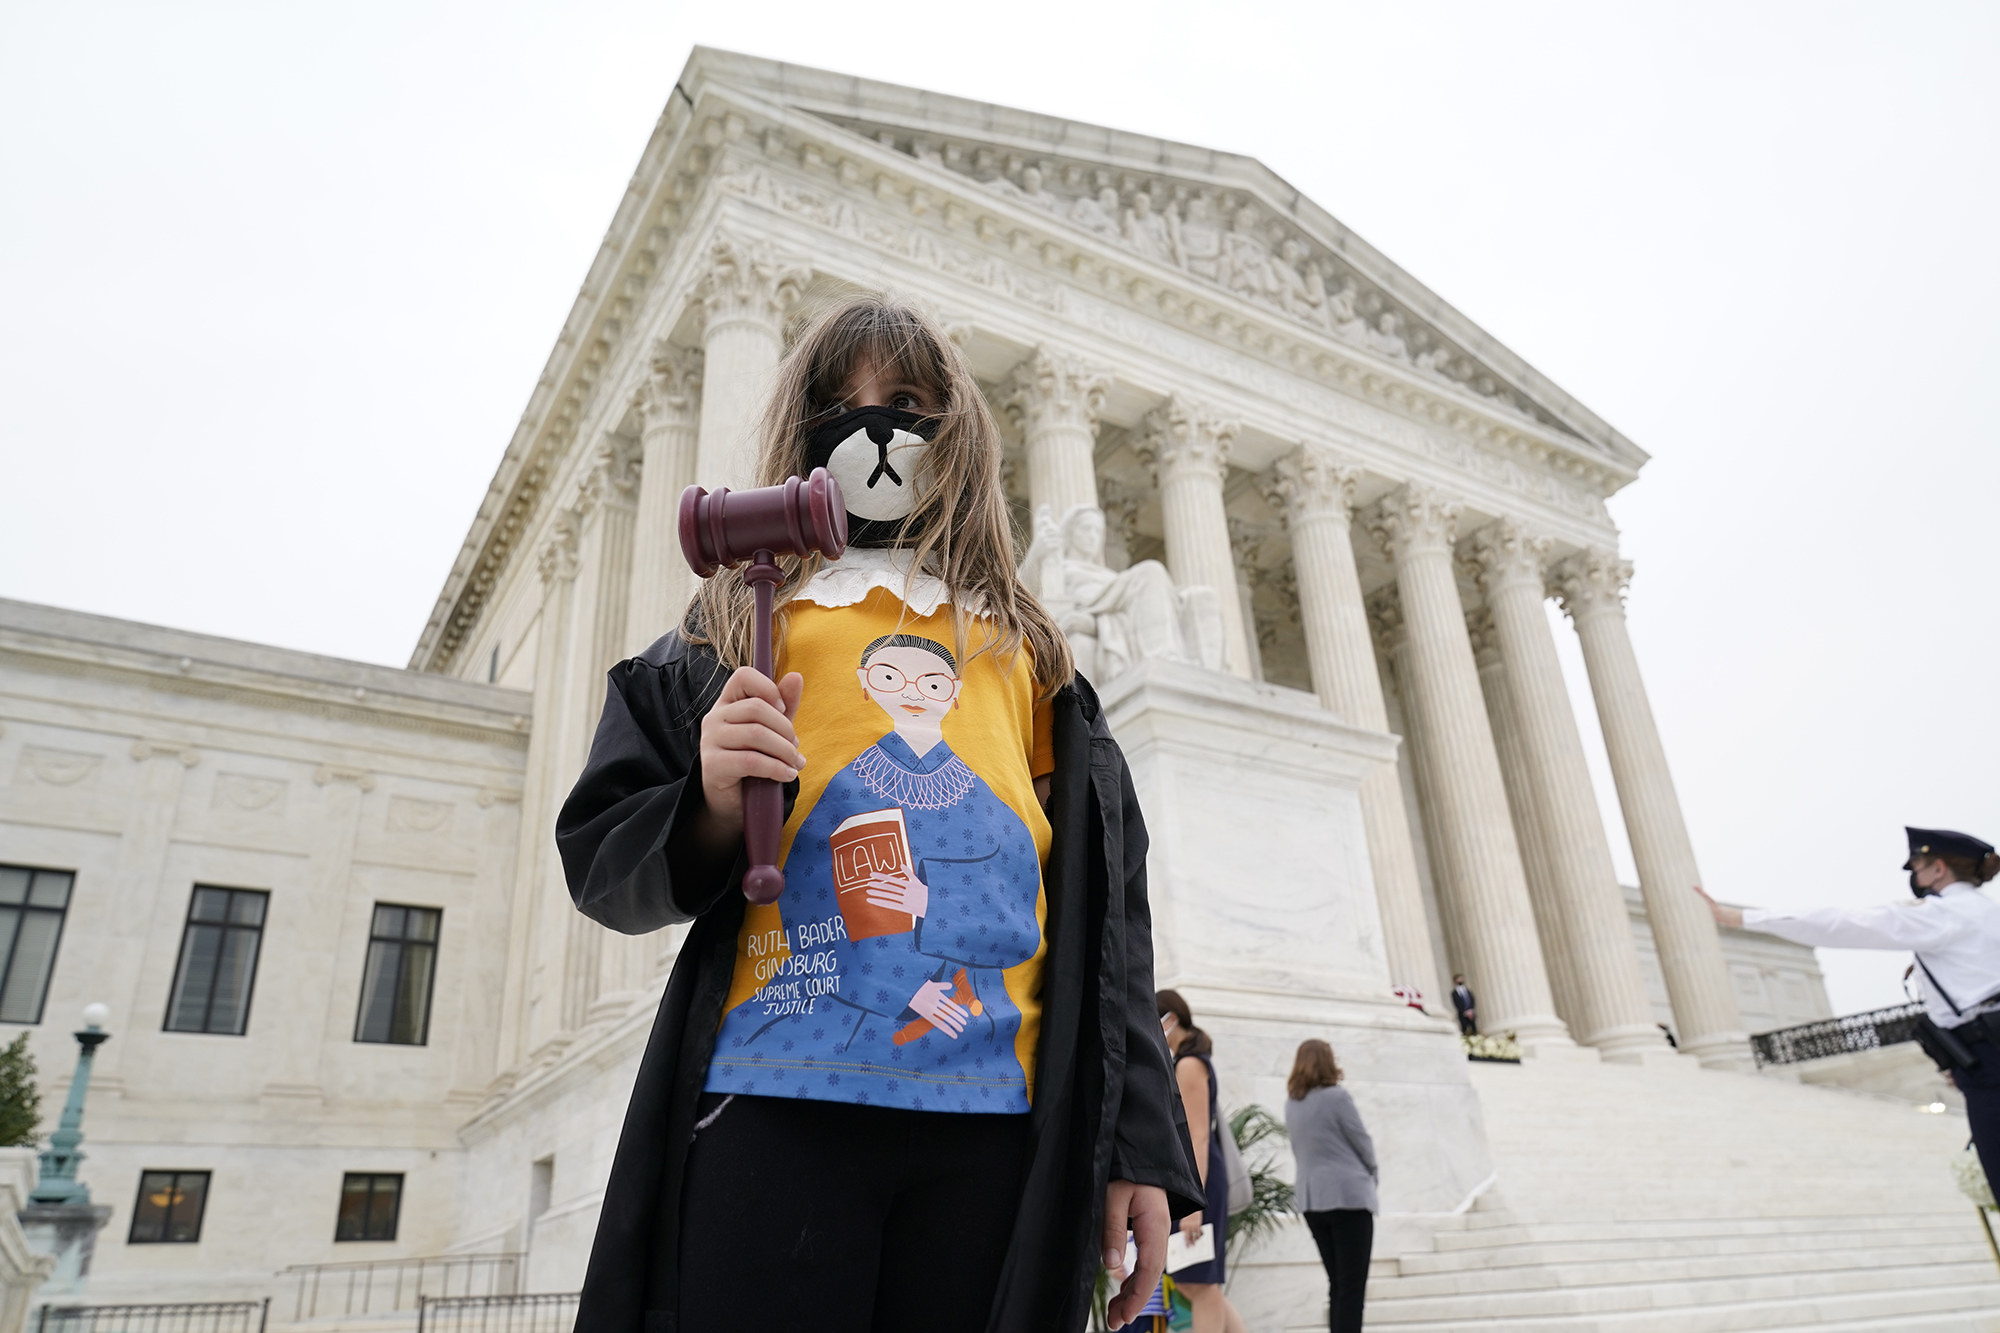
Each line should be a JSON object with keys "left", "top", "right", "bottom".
{"left": 30, "top": 1004, "right": 110, "bottom": 1207}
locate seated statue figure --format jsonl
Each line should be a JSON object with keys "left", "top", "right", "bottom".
{"left": 1020, "top": 504, "right": 1225, "bottom": 681}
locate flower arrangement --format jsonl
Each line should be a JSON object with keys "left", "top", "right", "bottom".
{"left": 1463, "top": 1032, "right": 1523, "bottom": 1063}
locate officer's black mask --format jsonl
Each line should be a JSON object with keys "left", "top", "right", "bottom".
{"left": 804, "top": 406, "right": 938, "bottom": 548}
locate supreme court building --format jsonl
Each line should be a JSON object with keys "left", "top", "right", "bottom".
{"left": 15, "top": 48, "right": 1956, "bottom": 1328}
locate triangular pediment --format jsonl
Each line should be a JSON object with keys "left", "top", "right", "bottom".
{"left": 684, "top": 48, "right": 1644, "bottom": 470}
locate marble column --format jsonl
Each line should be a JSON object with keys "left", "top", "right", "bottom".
{"left": 625, "top": 343, "right": 703, "bottom": 655}
{"left": 1469, "top": 526, "right": 1666, "bottom": 1058}
{"left": 1555, "top": 549, "right": 1749, "bottom": 1066}
{"left": 694, "top": 236, "right": 809, "bottom": 487}
{"left": 1366, "top": 486, "right": 1569, "bottom": 1046}
{"left": 1467, "top": 604, "right": 1581, "bottom": 1034}
{"left": 1138, "top": 398, "right": 1252, "bottom": 678}
{"left": 999, "top": 346, "right": 1109, "bottom": 521}
{"left": 1264, "top": 447, "right": 1445, "bottom": 1007}
{"left": 1227, "top": 518, "right": 1268, "bottom": 682}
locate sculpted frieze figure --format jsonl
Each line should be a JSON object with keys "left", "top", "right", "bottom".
{"left": 1171, "top": 191, "right": 1225, "bottom": 282}
{"left": 1121, "top": 191, "right": 1177, "bottom": 266}
{"left": 989, "top": 164, "right": 1063, "bottom": 214}
{"left": 1371, "top": 310, "right": 1409, "bottom": 360}
{"left": 1222, "top": 205, "right": 1281, "bottom": 303}
{"left": 1068, "top": 186, "right": 1122, "bottom": 240}
{"left": 1020, "top": 504, "right": 1225, "bottom": 681}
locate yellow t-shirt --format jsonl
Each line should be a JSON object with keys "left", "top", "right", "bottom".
{"left": 704, "top": 584, "right": 1055, "bottom": 1114}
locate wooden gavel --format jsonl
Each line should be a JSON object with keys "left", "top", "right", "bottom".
{"left": 678, "top": 468, "right": 848, "bottom": 903}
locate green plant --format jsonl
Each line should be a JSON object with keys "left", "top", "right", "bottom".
{"left": 0, "top": 1034, "right": 40, "bottom": 1148}
{"left": 1226, "top": 1103, "right": 1295, "bottom": 1263}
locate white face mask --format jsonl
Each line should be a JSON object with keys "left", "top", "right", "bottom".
{"left": 805, "top": 406, "right": 935, "bottom": 542}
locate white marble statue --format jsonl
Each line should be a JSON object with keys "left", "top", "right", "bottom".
{"left": 1020, "top": 504, "right": 1225, "bottom": 681}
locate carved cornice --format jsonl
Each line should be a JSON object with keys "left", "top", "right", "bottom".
{"left": 313, "top": 764, "right": 377, "bottom": 792}
{"left": 1366, "top": 485, "right": 1462, "bottom": 561}
{"left": 1261, "top": 445, "right": 1362, "bottom": 525}
{"left": 998, "top": 346, "right": 1109, "bottom": 438}
{"left": 130, "top": 739, "right": 200, "bottom": 767}
{"left": 1551, "top": 547, "right": 1633, "bottom": 622}
{"left": 1465, "top": 520, "right": 1554, "bottom": 595}
{"left": 1136, "top": 397, "right": 1237, "bottom": 484}
{"left": 698, "top": 233, "right": 811, "bottom": 333}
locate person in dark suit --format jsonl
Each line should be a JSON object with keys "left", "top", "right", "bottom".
{"left": 1450, "top": 974, "right": 1477, "bottom": 1036}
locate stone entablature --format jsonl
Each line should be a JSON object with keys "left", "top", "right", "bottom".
{"left": 410, "top": 49, "right": 1640, "bottom": 677}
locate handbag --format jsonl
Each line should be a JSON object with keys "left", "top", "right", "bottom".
{"left": 1220, "top": 1115, "right": 1252, "bottom": 1213}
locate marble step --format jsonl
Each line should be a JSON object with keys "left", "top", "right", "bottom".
{"left": 1360, "top": 1275, "right": 2000, "bottom": 1332}
{"left": 1370, "top": 1237, "right": 1993, "bottom": 1299}
{"left": 1396, "top": 1220, "right": 1975, "bottom": 1272}
{"left": 1427, "top": 1210, "right": 1954, "bottom": 1251}
{"left": 1363, "top": 1257, "right": 1997, "bottom": 1324}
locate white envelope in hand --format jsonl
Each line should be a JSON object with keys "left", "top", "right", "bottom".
{"left": 1165, "top": 1223, "right": 1215, "bottom": 1273}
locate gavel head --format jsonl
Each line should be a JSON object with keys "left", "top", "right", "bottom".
{"left": 678, "top": 468, "right": 848, "bottom": 577}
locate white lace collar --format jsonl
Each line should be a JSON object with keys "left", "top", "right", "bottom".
{"left": 795, "top": 547, "right": 979, "bottom": 617}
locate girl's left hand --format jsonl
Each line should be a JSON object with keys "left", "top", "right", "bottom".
{"left": 865, "top": 867, "right": 928, "bottom": 917}
{"left": 1180, "top": 1209, "right": 1204, "bottom": 1244}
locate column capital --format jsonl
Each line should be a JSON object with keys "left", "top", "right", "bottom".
{"left": 697, "top": 234, "right": 811, "bottom": 333}
{"left": 1464, "top": 602, "right": 1501, "bottom": 662}
{"left": 998, "top": 346, "right": 1109, "bottom": 436}
{"left": 1137, "top": 396, "right": 1238, "bottom": 484}
{"left": 538, "top": 513, "right": 581, "bottom": 586}
{"left": 635, "top": 341, "right": 703, "bottom": 434}
{"left": 1365, "top": 585, "right": 1406, "bottom": 648}
{"left": 580, "top": 433, "right": 643, "bottom": 516}
{"left": 1465, "top": 519, "right": 1555, "bottom": 595}
{"left": 1261, "top": 445, "right": 1362, "bottom": 525}
{"left": 1365, "top": 483, "right": 1462, "bottom": 560}
{"left": 1552, "top": 547, "right": 1634, "bottom": 622}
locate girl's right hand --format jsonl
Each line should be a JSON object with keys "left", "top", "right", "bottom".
{"left": 693, "top": 666, "right": 805, "bottom": 851}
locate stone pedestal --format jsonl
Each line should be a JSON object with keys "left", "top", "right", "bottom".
{"left": 17, "top": 1204, "right": 107, "bottom": 1299}
{"left": 1098, "top": 660, "right": 1494, "bottom": 1322}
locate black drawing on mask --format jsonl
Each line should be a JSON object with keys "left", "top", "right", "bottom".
{"left": 806, "top": 407, "right": 936, "bottom": 526}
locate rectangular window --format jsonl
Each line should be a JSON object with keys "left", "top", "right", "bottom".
{"left": 164, "top": 887, "right": 267, "bottom": 1036}
{"left": 129, "top": 1170, "right": 210, "bottom": 1243}
{"left": 335, "top": 1172, "right": 403, "bottom": 1241}
{"left": 0, "top": 865, "right": 72, "bottom": 1025}
{"left": 353, "top": 904, "right": 440, "bottom": 1046}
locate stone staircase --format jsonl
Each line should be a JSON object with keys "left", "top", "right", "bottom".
{"left": 1345, "top": 1055, "right": 2000, "bottom": 1331}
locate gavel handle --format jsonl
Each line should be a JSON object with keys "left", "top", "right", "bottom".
{"left": 741, "top": 551, "right": 786, "bottom": 904}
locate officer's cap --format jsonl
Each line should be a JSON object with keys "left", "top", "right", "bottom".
{"left": 1903, "top": 826, "right": 1995, "bottom": 869}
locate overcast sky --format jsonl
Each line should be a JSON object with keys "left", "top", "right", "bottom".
{"left": 4, "top": 2, "right": 1995, "bottom": 1016}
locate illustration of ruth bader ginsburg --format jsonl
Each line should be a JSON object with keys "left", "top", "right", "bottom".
{"left": 707, "top": 632, "right": 1044, "bottom": 1113}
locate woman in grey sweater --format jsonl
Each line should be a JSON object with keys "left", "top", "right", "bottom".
{"left": 1284, "top": 1040, "right": 1376, "bottom": 1333}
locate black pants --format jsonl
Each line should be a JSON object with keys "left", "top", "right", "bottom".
{"left": 1303, "top": 1209, "right": 1372, "bottom": 1333}
{"left": 678, "top": 1092, "right": 1031, "bottom": 1332}
{"left": 1958, "top": 1052, "right": 2000, "bottom": 1199}
{"left": 1456, "top": 1012, "right": 1476, "bottom": 1037}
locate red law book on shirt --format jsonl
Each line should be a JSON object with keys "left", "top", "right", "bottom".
{"left": 829, "top": 807, "right": 916, "bottom": 941}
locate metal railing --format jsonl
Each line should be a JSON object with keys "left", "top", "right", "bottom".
{"left": 1751, "top": 1001, "right": 1926, "bottom": 1067}
{"left": 34, "top": 1301, "right": 268, "bottom": 1333}
{"left": 279, "top": 1253, "right": 522, "bottom": 1320}
{"left": 416, "top": 1293, "right": 580, "bottom": 1333}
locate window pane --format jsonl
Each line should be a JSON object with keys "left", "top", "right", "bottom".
{"left": 392, "top": 942, "right": 435, "bottom": 1045}
{"left": 373, "top": 905, "right": 405, "bottom": 939}
{"left": 166, "top": 1171, "right": 208, "bottom": 1241}
{"left": 229, "top": 892, "right": 265, "bottom": 927}
{"left": 0, "top": 911, "right": 60, "bottom": 1024}
{"left": 130, "top": 1172, "right": 175, "bottom": 1242}
{"left": 0, "top": 910, "right": 21, "bottom": 1001}
{"left": 408, "top": 908, "right": 439, "bottom": 944}
{"left": 336, "top": 1175, "right": 374, "bottom": 1241}
{"left": 364, "top": 1176, "right": 401, "bottom": 1241}
{"left": 205, "top": 928, "right": 259, "bottom": 1035}
{"left": 355, "top": 941, "right": 399, "bottom": 1044}
{"left": 0, "top": 869, "right": 27, "bottom": 906}
{"left": 190, "top": 889, "right": 230, "bottom": 922}
{"left": 27, "top": 871, "right": 72, "bottom": 909}
{"left": 167, "top": 924, "right": 223, "bottom": 1032}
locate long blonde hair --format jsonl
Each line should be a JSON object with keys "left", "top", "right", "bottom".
{"left": 685, "top": 296, "right": 1074, "bottom": 695}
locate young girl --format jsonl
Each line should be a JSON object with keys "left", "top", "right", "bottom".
{"left": 556, "top": 297, "right": 1203, "bottom": 1332}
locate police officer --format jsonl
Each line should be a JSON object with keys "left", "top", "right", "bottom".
{"left": 1696, "top": 827, "right": 2000, "bottom": 1194}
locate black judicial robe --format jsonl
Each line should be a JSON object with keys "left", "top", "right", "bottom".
{"left": 554, "top": 630, "right": 1204, "bottom": 1333}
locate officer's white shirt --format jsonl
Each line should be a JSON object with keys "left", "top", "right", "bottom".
{"left": 1742, "top": 882, "right": 2000, "bottom": 1028}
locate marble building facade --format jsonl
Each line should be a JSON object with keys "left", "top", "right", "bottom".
{"left": 0, "top": 49, "right": 1834, "bottom": 1314}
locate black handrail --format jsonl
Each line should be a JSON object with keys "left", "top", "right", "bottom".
{"left": 278, "top": 1252, "right": 524, "bottom": 1319}
{"left": 1750, "top": 1001, "right": 1926, "bottom": 1067}
{"left": 416, "top": 1292, "right": 581, "bottom": 1332}
{"left": 34, "top": 1299, "right": 268, "bottom": 1333}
